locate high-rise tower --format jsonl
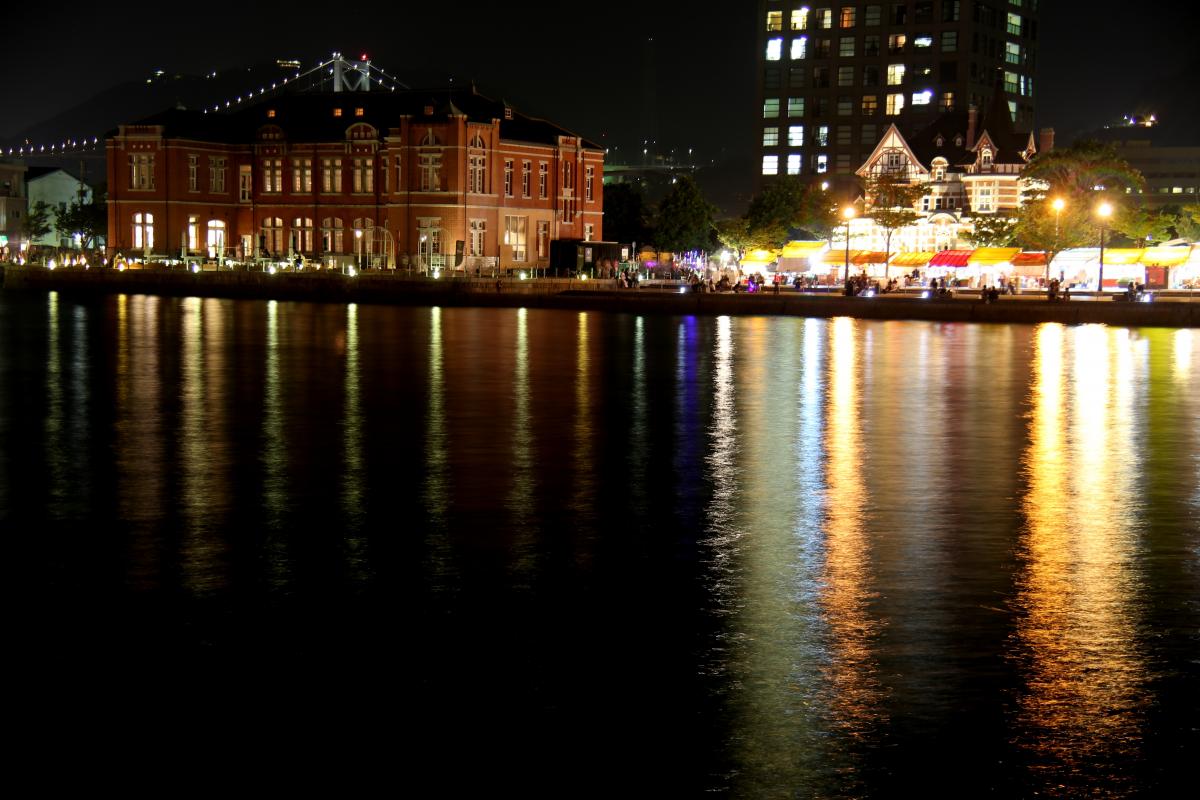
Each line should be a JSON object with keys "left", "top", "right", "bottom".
{"left": 755, "top": 1, "right": 1038, "bottom": 185}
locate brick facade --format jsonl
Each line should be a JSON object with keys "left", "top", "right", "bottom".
{"left": 106, "top": 90, "right": 604, "bottom": 273}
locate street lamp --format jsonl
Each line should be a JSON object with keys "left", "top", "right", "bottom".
{"left": 841, "top": 206, "right": 856, "bottom": 284}
{"left": 354, "top": 227, "right": 363, "bottom": 274}
{"left": 1050, "top": 197, "right": 1065, "bottom": 284}
{"left": 1096, "top": 201, "right": 1113, "bottom": 297}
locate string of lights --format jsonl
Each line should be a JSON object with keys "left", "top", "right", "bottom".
{"left": 2, "top": 137, "right": 102, "bottom": 158}
{"left": 0, "top": 52, "right": 411, "bottom": 156}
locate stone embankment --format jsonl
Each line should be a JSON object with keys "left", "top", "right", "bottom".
{"left": 5, "top": 266, "right": 1200, "bottom": 327}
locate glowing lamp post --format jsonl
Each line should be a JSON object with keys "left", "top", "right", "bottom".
{"left": 354, "top": 228, "right": 364, "bottom": 274}
{"left": 841, "top": 206, "right": 857, "bottom": 284}
{"left": 1050, "top": 197, "right": 1065, "bottom": 284}
{"left": 1096, "top": 202, "right": 1113, "bottom": 297}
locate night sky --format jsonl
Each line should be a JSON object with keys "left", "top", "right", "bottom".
{"left": 3, "top": 2, "right": 1197, "bottom": 172}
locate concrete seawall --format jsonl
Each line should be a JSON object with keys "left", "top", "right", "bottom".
{"left": 5, "top": 266, "right": 1200, "bottom": 327}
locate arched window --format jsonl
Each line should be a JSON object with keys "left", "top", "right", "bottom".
{"left": 292, "top": 217, "right": 314, "bottom": 252}
{"left": 981, "top": 148, "right": 993, "bottom": 167}
{"left": 132, "top": 212, "right": 154, "bottom": 250}
{"left": 321, "top": 218, "right": 344, "bottom": 253}
{"left": 261, "top": 217, "right": 283, "bottom": 257}
{"left": 352, "top": 218, "right": 370, "bottom": 254}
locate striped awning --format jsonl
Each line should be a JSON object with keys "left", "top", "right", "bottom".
{"left": 853, "top": 251, "right": 889, "bottom": 265}
{"left": 1140, "top": 246, "right": 1192, "bottom": 267}
{"left": 781, "top": 241, "right": 828, "bottom": 258}
{"left": 890, "top": 251, "right": 936, "bottom": 267}
{"left": 1100, "top": 248, "right": 1145, "bottom": 266}
{"left": 968, "top": 247, "right": 1021, "bottom": 265}
{"left": 1010, "top": 251, "right": 1048, "bottom": 267}
{"left": 928, "top": 249, "right": 974, "bottom": 268}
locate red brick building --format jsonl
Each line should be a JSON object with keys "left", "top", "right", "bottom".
{"left": 106, "top": 88, "right": 604, "bottom": 273}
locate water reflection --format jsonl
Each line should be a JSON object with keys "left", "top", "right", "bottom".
{"left": 819, "top": 317, "right": 885, "bottom": 741}
{"left": 262, "top": 299, "right": 290, "bottom": 587}
{"left": 570, "top": 312, "right": 595, "bottom": 535}
{"left": 507, "top": 307, "right": 537, "bottom": 579}
{"left": 341, "top": 303, "right": 368, "bottom": 578}
{"left": 1014, "top": 323, "right": 1148, "bottom": 796}
{"left": 178, "top": 297, "right": 229, "bottom": 593}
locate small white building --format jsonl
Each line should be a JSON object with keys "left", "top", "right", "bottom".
{"left": 26, "top": 167, "right": 93, "bottom": 248}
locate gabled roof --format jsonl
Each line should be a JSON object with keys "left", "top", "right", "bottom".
{"left": 856, "top": 123, "right": 928, "bottom": 177}
{"left": 109, "top": 88, "right": 603, "bottom": 151}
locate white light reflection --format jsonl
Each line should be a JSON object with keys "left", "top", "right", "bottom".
{"left": 262, "top": 299, "right": 290, "bottom": 588}
{"left": 1012, "top": 323, "right": 1148, "bottom": 794}
{"left": 341, "top": 303, "right": 369, "bottom": 579}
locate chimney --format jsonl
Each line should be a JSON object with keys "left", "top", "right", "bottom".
{"left": 1039, "top": 127, "right": 1055, "bottom": 154}
{"left": 966, "top": 105, "right": 978, "bottom": 150}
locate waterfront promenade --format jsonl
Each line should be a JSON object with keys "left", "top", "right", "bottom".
{"left": 4, "top": 264, "right": 1200, "bottom": 327}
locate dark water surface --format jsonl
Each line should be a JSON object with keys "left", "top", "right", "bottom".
{"left": 3, "top": 290, "right": 1198, "bottom": 795}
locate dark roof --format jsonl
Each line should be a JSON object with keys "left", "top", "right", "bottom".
{"left": 907, "top": 103, "right": 1031, "bottom": 170}
{"left": 110, "top": 88, "right": 603, "bottom": 151}
{"left": 25, "top": 165, "right": 80, "bottom": 182}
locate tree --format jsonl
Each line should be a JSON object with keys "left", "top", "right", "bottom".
{"left": 744, "top": 177, "right": 842, "bottom": 247}
{"left": 712, "top": 217, "right": 756, "bottom": 262}
{"left": 55, "top": 198, "right": 107, "bottom": 250}
{"left": 863, "top": 173, "right": 923, "bottom": 280}
{"left": 653, "top": 176, "right": 716, "bottom": 254}
{"left": 965, "top": 215, "right": 1018, "bottom": 247}
{"left": 1170, "top": 203, "right": 1200, "bottom": 242}
{"left": 745, "top": 176, "right": 808, "bottom": 248}
{"left": 1113, "top": 206, "right": 1172, "bottom": 246}
{"left": 24, "top": 200, "right": 53, "bottom": 243}
{"left": 1021, "top": 139, "right": 1145, "bottom": 200}
{"left": 1013, "top": 197, "right": 1095, "bottom": 282}
{"left": 602, "top": 183, "right": 650, "bottom": 246}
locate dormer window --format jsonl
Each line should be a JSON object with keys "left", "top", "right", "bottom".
{"left": 981, "top": 148, "right": 993, "bottom": 167}
{"left": 354, "top": 107, "right": 364, "bottom": 117}
{"left": 333, "top": 108, "right": 343, "bottom": 118}
{"left": 504, "top": 107, "right": 513, "bottom": 120}
{"left": 267, "top": 109, "right": 276, "bottom": 119}
{"left": 934, "top": 135, "right": 944, "bottom": 147}
{"left": 424, "top": 105, "right": 434, "bottom": 116}
{"left": 931, "top": 157, "right": 947, "bottom": 182}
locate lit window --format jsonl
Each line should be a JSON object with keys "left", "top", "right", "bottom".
{"left": 839, "top": 37, "right": 855, "bottom": 56}
{"left": 887, "top": 64, "right": 906, "bottom": 85}
{"left": 914, "top": 36, "right": 933, "bottom": 48}
{"left": 1004, "top": 71, "right": 1019, "bottom": 94}
{"left": 788, "top": 97, "right": 805, "bottom": 117}
{"left": 469, "top": 219, "right": 486, "bottom": 256}
{"left": 262, "top": 158, "right": 282, "bottom": 193}
{"left": 886, "top": 93, "right": 905, "bottom": 115}
{"left": 1006, "top": 42, "right": 1020, "bottom": 65}
{"left": 763, "top": 98, "right": 780, "bottom": 118}
{"left": 816, "top": 154, "right": 829, "bottom": 173}
{"left": 766, "top": 11, "right": 783, "bottom": 31}
{"left": 352, "top": 157, "right": 374, "bottom": 193}
{"left": 788, "top": 125, "right": 804, "bottom": 146}
{"left": 839, "top": 6, "right": 855, "bottom": 27}
{"left": 333, "top": 108, "right": 343, "bottom": 117}
{"left": 763, "top": 127, "right": 780, "bottom": 146}
{"left": 187, "top": 215, "right": 199, "bottom": 250}
{"left": 762, "top": 155, "right": 779, "bottom": 176}
{"left": 129, "top": 154, "right": 154, "bottom": 190}
{"left": 292, "top": 158, "right": 312, "bottom": 193}
{"left": 523, "top": 161, "right": 532, "bottom": 198}
{"left": 766, "top": 38, "right": 783, "bottom": 61}
{"left": 816, "top": 125, "right": 829, "bottom": 146}
{"left": 817, "top": 8, "right": 832, "bottom": 29}
{"left": 791, "top": 8, "right": 809, "bottom": 30}
{"left": 1007, "top": 12, "right": 1022, "bottom": 36}
{"left": 504, "top": 159, "right": 514, "bottom": 196}
{"left": 321, "top": 158, "right": 343, "bottom": 193}
{"left": 267, "top": 109, "right": 276, "bottom": 118}
{"left": 939, "top": 91, "right": 955, "bottom": 112}
{"left": 888, "top": 33, "right": 906, "bottom": 53}
{"left": 791, "top": 37, "right": 807, "bottom": 59}
{"left": 132, "top": 212, "right": 154, "bottom": 249}
{"left": 787, "top": 154, "right": 802, "bottom": 175}
{"left": 504, "top": 215, "right": 528, "bottom": 262}
{"left": 861, "top": 95, "right": 878, "bottom": 115}
{"left": 911, "top": 90, "right": 932, "bottom": 106}
{"left": 354, "top": 107, "right": 364, "bottom": 117}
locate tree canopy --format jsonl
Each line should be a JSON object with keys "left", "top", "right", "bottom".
{"left": 653, "top": 176, "right": 716, "bottom": 254}
{"left": 24, "top": 200, "right": 53, "bottom": 242}
{"left": 965, "top": 215, "right": 1018, "bottom": 247}
{"left": 55, "top": 198, "right": 107, "bottom": 250}
{"left": 863, "top": 173, "right": 922, "bottom": 275}
{"left": 601, "top": 183, "right": 651, "bottom": 246}
{"left": 1021, "top": 140, "right": 1145, "bottom": 199}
